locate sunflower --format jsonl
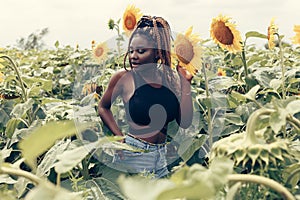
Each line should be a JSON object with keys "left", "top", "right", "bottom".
{"left": 92, "top": 42, "right": 109, "bottom": 63}
{"left": 210, "top": 14, "right": 243, "bottom": 53}
{"left": 173, "top": 26, "right": 202, "bottom": 75}
{"left": 291, "top": 25, "right": 300, "bottom": 45}
{"left": 217, "top": 68, "right": 226, "bottom": 76}
{"left": 122, "top": 5, "right": 142, "bottom": 36}
{"left": 267, "top": 18, "right": 278, "bottom": 49}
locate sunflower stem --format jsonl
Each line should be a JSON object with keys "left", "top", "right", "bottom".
{"left": 228, "top": 174, "right": 295, "bottom": 200}
{"left": 276, "top": 33, "right": 286, "bottom": 99}
{"left": 0, "top": 166, "right": 42, "bottom": 185}
{"left": 0, "top": 55, "right": 33, "bottom": 125}
{"left": 203, "top": 63, "right": 213, "bottom": 148}
{"left": 0, "top": 55, "right": 27, "bottom": 102}
{"left": 245, "top": 108, "right": 273, "bottom": 144}
{"left": 241, "top": 49, "right": 248, "bottom": 77}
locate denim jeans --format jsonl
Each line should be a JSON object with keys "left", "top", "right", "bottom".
{"left": 113, "top": 134, "right": 169, "bottom": 178}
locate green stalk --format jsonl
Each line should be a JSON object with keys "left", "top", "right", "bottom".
{"left": 56, "top": 173, "right": 61, "bottom": 186}
{"left": 0, "top": 55, "right": 33, "bottom": 125}
{"left": 0, "top": 166, "right": 42, "bottom": 185}
{"left": 286, "top": 168, "right": 300, "bottom": 186}
{"left": 241, "top": 49, "right": 248, "bottom": 78}
{"left": 228, "top": 174, "right": 295, "bottom": 200}
{"left": 0, "top": 55, "right": 27, "bottom": 102}
{"left": 245, "top": 108, "right": 273, "bottom": 144}
{"left": 276, "top": 33, "right": 286, "bottom": 99}
{"left": 286, "top": 115, "right": 300, "bottom": 130}
{"left": 203, "top": 63, "right": 213, "bottom": 148}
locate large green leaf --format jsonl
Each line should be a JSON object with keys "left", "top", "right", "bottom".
{"left": 19, "top": 120, "right": 91, "bottom": 170}
{"left": 269, "top": 108, "right": 287, "bottom": 134}
{"left": 286, "top": 100, "right": 300, "bottom": 115}
{"left": 10, "top": 98, "right": 34, "bottom": 118}
{"left": 176, "top": 134, "right": 206, "bottom": 162}
{"left": 36, "top": 139, "right": 71, "bottom": 177}
{"left": 24, "top": 182, "right": 82, "bottom": 200}
{"left": 244, "top": 85, "right": 260, "bottom": 101}
{"left": 5, "top": 118, "right": 22, "bottom": 138}
{"left": 85, "top": 178, "right": 126, "bottom": 200}
{"left": 118, "top": 175, "right": 175, "bottom": 200}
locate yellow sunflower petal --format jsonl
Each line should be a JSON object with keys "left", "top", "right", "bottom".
{"left": 173, "top": 26, "right": 202, "bottom": 75}
{"left": 122, "top": 4, "right": 143, "bottom": 37}
{"left": 291, "top": 25, "right": 300, "bottom": 45}
{"left": 210, "top": 14, "right": 243, "bottom": 53}
{"left": 92, "top": 42, "right": 109, "bottom": 63}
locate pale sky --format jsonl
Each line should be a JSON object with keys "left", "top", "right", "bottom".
{"left": 1, "top": 0, "right": 299, "bottom": 49}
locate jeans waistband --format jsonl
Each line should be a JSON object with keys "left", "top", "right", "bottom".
{"left": 126, "top": 134, "right": 166, "bottom": 151}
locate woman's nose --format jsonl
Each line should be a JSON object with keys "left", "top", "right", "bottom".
{"left": 130, "top": 50, "right": 138, "bottom": 59}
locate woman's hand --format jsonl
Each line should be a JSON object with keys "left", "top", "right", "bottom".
{"left": 176, "top": 65, "right": 193, "bottom": 83}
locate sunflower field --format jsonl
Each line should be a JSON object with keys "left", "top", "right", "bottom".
{"left": 0, "top": 4, "right": 300, "bottom": 200}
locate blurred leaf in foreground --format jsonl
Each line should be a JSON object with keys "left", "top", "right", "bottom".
{"left": 19, "top": 120, "right": 91, "bottom": 171}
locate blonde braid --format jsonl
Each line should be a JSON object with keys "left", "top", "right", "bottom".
{"left": 152, "top": 18, "right": 164, "bottom": 65}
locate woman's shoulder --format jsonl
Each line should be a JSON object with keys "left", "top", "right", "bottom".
{"left": 109, "top": 69, "right": 133, "bottom": 83}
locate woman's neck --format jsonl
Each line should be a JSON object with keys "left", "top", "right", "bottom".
{"left": 134, "top": 66, "right": 162, "bottom": 86}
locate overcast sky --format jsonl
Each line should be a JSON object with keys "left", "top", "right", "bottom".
{"left": 1, "top": 0, "right": 299, "bottom": 49}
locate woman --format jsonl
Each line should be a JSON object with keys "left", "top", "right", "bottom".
{"left": 98, "top": 15, "right": 193, "bottom": 178}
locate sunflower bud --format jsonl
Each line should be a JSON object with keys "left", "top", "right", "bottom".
{"left": 108, "top": 19, "right": 115, "bottom": 30}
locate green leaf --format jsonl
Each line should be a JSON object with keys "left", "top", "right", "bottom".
{"left": 224, "top": 113, "right": 244, "bottom": 125}
{"left": 85, "top": 178, "right": 126, "bottom": 200}
{"left": 157, "top": 158, "right": 233, "bottom": 200}
{"left": 244, "top": 85, "right": 260, "bottom": 101}
{"left": 54, "top": 141, "right": 97, "bottom": 174}
{"left": 5, "top": 118, "right": 22, "bottom": 138}
{"left": 25, "top": 182, "right": 82, "bottom": 200}
{"left": 54, "top": 137, "right": 124, "bottom": 174}
{"left": 18, "top": 120, "right": 91, "bottom": 170}
{"left": 22, "top": 76, "right": 53, "bottom": 92}
{"left": 118, "top": 175, "right": 175, "bottom": 200}
{"left": 11, "top": 98, "right": 35, "bottom": 119}
{"left": 54, "top": 40, "right": 59, "bottom": 48}
{"left": 245, "top": 31, "right": 267, "bottom": 40}
{"left": 178, "top": 135, "right": 206, "bottom": 162}
{"left": 286, "top": 100, "right": 300, "bottom": 115}
{"left": 36, "top": 139, "right": 71, "bottom": 177}
{"left": 269, "top": 109, "right": 286, "bottom": 134}
{"left": 270, "top": 79, "right": 282, "bottom": 90}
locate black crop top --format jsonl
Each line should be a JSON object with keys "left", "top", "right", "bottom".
{"left": 124, "top": 70, "right": 180, "bottom": 135}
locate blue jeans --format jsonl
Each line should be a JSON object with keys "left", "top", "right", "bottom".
{"left": 113, "top": 135, "right": 169, "bottom": 178}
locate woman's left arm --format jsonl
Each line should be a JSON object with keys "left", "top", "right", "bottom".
{"left": 176, "top": 65, "right": 193, "bottom": 128}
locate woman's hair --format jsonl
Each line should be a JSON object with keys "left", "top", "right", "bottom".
{"left": 123, "top": 15, "right": 181, "bottom": 97}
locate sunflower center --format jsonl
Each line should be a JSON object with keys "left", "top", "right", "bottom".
{"left": 213, "top": 21, "right": 234, "bottom": 45}
{"left": 124, "top": 13, "right": 136, "bottom": 30}
{"left": 95, "top": 47, "right": 104, "bottom": 57}
{"left": 175, "top": 38, "right": 194, "bottom": 64}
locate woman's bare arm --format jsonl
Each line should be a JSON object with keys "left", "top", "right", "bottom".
{"left": 98, "top": 70, "right": 127, "bottom": 137}
{"left": 176, "top": 65, "right": 193, "bottom": 129}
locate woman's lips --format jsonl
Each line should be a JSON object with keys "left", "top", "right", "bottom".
{"left": 131, "top": 62, "right": 140, "bottom": 67}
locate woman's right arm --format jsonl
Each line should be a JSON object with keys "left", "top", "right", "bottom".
{"left": 98, "top": 71, "right": 126, "bottom": 138}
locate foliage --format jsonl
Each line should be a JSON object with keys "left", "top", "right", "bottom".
{"left": 0, "top": 18, "right": 300, "bottom": 200}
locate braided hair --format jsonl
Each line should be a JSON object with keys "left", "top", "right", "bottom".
{"left": 123, "top": 15, "right": 181, "bottom": 97}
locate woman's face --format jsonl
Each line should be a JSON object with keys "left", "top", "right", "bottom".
{"left": 129, "top": 34, "right": 157, "bottom": 70}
